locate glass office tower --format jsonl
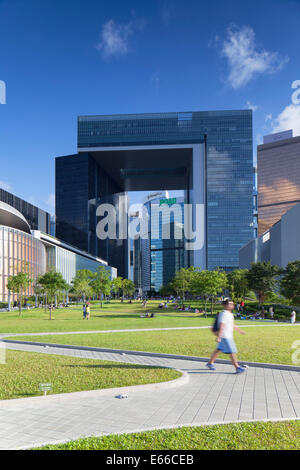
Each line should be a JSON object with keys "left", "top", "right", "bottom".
{"left": 258, "top": 135, "right": 300, "bottom": 235}
{"left": 56, "top": 110, "right": 253, "bottom": 276}
{"left": 146, "top": 196, "right": 185, "bottom": 293}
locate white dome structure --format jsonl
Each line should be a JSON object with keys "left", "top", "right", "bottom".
{"left": 0, "top": 201, "right": 31, "bottom": 233}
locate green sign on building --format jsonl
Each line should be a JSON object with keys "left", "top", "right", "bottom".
{"left": 159, "top": 197, "right": 177, "bottom": 206}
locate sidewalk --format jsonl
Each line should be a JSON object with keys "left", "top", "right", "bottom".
{"left": 0, "top": 340, "right": 299, "bottom": 449}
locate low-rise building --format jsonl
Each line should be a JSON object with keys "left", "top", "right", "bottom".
{"left": 239, "top": 201, "right": 300, "bottom": 269}
{"left": 0, "top": 201, "right": 116, "bottom": 304}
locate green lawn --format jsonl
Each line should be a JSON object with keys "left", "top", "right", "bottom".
{"left": 0, "top": 350, "right": 180, "bottom": 400}
{"left": 19, "top": 324, "right": 300, "bottom": 365}
{"left": 0, "top": 300, "right": 257, "bottom": 334}
{"left": 36, "top": 420, "right": 300, "bottom": 450}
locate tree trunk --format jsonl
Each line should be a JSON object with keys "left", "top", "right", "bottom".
{"left": 211, "top": 296, "right": 214, "bottom": 316}
{"left": 18, "top": 293, "right": 22, "bottom": 317}
{"left": 205, "top": 297, "right": 207, "bottom": 318}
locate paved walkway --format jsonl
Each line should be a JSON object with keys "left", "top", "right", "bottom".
{"left": 0, "top": 339, "right": 299, "bottom": 450}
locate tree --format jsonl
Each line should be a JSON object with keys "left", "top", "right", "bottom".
{"left": 72, "top": 269, "right": 93, "bottom": 302}
{"left": 111, "top": 276, "right": 124, "bottom": 300}
{"left": 171, "top": 267, "right": 195, "bottom": 302}
{"left": 122, "top": 279, "right": 135, "bottom": 298}
{"left": 7, "top": 270, "right": 33, "bottom": 317}
{"left": 280, "top": 260, "right": 300, "bottom": 305}
{"left": 227, "top": 269, "right": 250, "bottom": 302}
{"left": 38, "top": 269, "right": 67, "bottom": 320}
{"left": 191, "top": 269, "right": 227, "bottom": 316}
{"left": 246, "top": 261, "right": 282, "bottom": 305}
{"left": 92, "top": 266, "right": 112, "bottom": 308}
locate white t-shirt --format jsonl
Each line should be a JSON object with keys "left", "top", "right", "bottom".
{"left": 218, "top": 310, "right": 234, "bottom": 339}
{"left": 291, "top": 311, "right": 296, "bottom": 323}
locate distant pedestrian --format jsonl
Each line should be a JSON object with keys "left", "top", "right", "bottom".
{"left": 207, "top": 299, "right": 246, "bottom": 374}
{"left": 291, "top": 310, "right": 296, "bottom": 324}
{"left": 86, "top": 303, "right": 90, "bottom": 320}
{"left": 83, "top": 303, "right": 87, "bottom": 319}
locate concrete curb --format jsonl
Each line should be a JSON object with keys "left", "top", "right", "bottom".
{"left": 0, "top": 368, "right": 188, "bottom": 409}
{"left": 3, "top": 339, "right": 300, "bottom": 372}
{"left": 17, "top": 416, "right": 300, "bottom": 450}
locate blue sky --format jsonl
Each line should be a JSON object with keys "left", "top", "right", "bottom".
{"left": 0, "top": 0, "right": 299, "bottom": 213}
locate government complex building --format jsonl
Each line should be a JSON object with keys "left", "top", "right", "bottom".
{"left": 55, "top": 110, "right": 254, "bottom": 279}
{"left": 0, "top": 199, "right": 116, "bottom": 305}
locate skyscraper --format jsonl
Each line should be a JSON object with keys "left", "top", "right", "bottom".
{"left": 56, "top": 110, "right": 254, "bottom": 277}
{"left": 258, "top": 132, "right": 300, "bottom": 235}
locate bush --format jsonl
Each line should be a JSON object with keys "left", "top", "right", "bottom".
{"left": 244, "top": 302, "right": 298, "bottom": 319}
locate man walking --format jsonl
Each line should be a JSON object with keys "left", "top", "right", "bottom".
{"left": 207, "top": 299, "right": 246, "bottom": 374}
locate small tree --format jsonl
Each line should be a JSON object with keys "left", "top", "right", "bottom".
{"left": 280, "top": 260, "right": 300, "bottom": 305}
{"left": 72, "top": 269, "right": 93, "bottom": 302}
{"left": 111, "top": 276, "right": 124, "bottom": 300}
{"left": 247, "top": 261, "right": 282, "bottom": 305}
{"left": 38, "top": 270, "right": 67, "bottom": 320}
{"left": 92, "top": 266, "right": 112, "bottom": 308}
{"left": 7, "top": 270, "right": 32, "bottom": 317}
{"left": 122, "top": 279, "right": 135, "bottom": 299}
{"left": 227, "top": 269, "right": 250, "bottom": 302}
{"left": 191, "top": 269, "right": 227, "bottom": 316}
{"left": 171, "top": 267, "right": 195, "bottom": 302}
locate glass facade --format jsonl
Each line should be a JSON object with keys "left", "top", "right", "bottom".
{"left": 258, "top": 136, "right": 300, "bottom": 235}
{"left": 56, "top": 154, "right": 125, "bottom": 275}
{"left": 47, "top": 244, "right": 114, "bottom": 285}
{"left": 142, "top": 197, "right": 185, "bottom": 293}
{"left": 0, "top": 226, "right": 46, "bottom": 302}
{"left": 0, "top": 188, "right": 51, "bottom": 233}
{"left": 57, "top": 110, "right": 253, "bottom": 275}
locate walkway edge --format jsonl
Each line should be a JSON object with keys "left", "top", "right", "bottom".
{"left": 0, "top": 368, "right": 188, "bottom": 409}
{"left": 3, "top": 339, "right": 300, "bottom": 372}
{"left": 19, "top": 416, "right": 300, "bottom": 450}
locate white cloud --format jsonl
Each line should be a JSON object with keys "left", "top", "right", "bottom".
{"left": 0, "top": 181, "right": 12, "bottom": 192}
{"left": 265, "top": 113, "right": 272, "bottom": 122}
{"left": 246, "top": 101, "right": 258, "bottom": 112}
{"left": 96, "top": 18, "right": 145, "bottom": 58}
{"left": 221, "top": 25, "right": 289, "bottom": 88}
{"left": 271, "top": 104, "right": 300, "bottom": 137}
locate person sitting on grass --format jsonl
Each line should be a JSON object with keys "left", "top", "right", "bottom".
{"left": 207, "top": 299, "right": 246, "bottom": 374}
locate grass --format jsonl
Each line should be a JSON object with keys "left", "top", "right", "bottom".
{"left": 35, "top": 420, "right": 300, "bottom": 450}
{"left": 19, "top": 324, "right": 300, "bottom": 365}
{"left": 0, "top": 300, "right": 257, "bottom": 334}
{"left": 0, "top": 350, "right": 180, "bottom": 400}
